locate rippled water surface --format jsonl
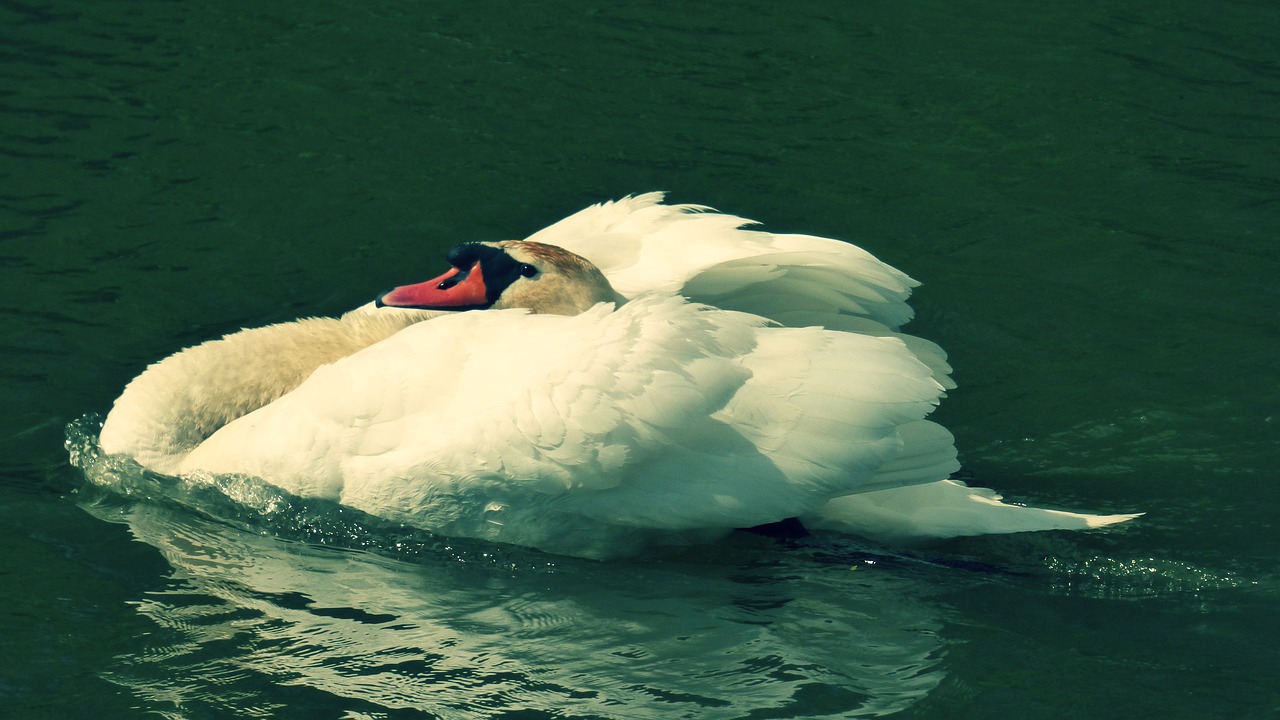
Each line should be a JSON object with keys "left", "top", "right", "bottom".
{"left": 4, "top": 1, "right": 1278, "bottom": 718}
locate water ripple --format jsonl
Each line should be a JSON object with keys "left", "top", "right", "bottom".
{"left": 67, "top": 415, "right": 950, "bottom": 718}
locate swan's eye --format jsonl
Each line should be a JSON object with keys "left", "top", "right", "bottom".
{"left": 519, "top": 263, "right": 538, "bottom": 278}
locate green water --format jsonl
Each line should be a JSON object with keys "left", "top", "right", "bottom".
{"left": 3, "top": 0, "right": 1278, "bottom": 717}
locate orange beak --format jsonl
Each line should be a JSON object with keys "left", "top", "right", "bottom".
{"left": 376, "top": 261, "right": 490, "bottom": 310}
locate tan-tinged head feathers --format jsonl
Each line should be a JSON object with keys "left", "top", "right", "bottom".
{"left": 488, "top": 241, "right": 626, "bottom": 316}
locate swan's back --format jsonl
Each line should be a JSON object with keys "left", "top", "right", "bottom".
{"left": 527, "top": 193, "right": 953, "bottom": 389}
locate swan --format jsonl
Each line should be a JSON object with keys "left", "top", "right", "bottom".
{"left": 96, "top": 193, "right": 1139, "bottom": 558}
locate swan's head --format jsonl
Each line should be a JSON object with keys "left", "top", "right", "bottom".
{"left": 376, "top": 241, "right": 624, "bottom": 316}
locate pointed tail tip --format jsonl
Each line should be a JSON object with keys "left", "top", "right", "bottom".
{"left": 1083, "top": 511, "right": 1145, "bottom": 529}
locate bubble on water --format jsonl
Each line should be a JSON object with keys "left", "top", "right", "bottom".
{"left": 1044, "top": 554, "right": 1258, "bottom": 600}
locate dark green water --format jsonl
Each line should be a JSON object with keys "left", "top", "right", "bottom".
{"left": 4, "top": 1, "right": 1278, "bottom": 717}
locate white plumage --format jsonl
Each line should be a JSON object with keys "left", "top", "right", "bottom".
{"left": 98, "top": 194, "right": 1138, "bottom": 558}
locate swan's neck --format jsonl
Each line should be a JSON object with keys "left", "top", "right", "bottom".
{"left": 99, "top": 307, "right": 441, "bottom": 474}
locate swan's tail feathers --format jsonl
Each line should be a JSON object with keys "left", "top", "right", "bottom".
{"left": 803, "top": 479, "right": 1143, "bottom": 542}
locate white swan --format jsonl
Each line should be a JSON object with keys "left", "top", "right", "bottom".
{"left": 98, "top": 194, "right": 1138, "bottom": 558}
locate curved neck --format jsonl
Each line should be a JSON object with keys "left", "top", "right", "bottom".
{"left": 99, "top": 308, "right": 441, "bottom": 474}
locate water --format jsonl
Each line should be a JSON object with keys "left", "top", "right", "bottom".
{"left": 4, "top": 0, "right": 1278, "bottom": 717}
{"left": 64, "top": 420, "right": 953, "bottom": 718}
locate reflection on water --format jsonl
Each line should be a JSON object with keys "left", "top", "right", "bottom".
{"left": 68, "top": 416, "right": 948, "bottom": 718}
{"left": 66, "top": 406, "right": 1274, "bottom": 718}
{"left": 67, "top": 410, "right": 1274, "bottom": 718}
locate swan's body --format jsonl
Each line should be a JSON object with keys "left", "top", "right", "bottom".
{"left": 98, "top": 194, "right": 1138, "bottom": 558}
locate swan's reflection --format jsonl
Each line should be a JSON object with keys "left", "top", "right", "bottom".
{"left": 72, "top": 420, "right": 947, "bottom": 719}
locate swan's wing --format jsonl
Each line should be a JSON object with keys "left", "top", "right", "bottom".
{"left": 525, "top": 193, "right": 921, "bottom": 332}
{"left": 558, "top": 321, "right": 955, "bottom": 533}
{"left": 525, "top": 194, "right": 954, "bottom": 389}
{"left": 178, "top": 297, "right": 759, "bottom": 515}
{"left": 178, "top": 296, "right": 955, "bottom": 555}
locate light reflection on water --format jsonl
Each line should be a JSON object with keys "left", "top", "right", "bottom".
{"left": 69, "top": 416, "right": 949, "bottom": 719}
{"left": 1044, "top": 554, "right": 1257, "bottom": 601}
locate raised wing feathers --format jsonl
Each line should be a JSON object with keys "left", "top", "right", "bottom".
{"left": 530, "top": 193, "right": 921, "bottom": 332}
